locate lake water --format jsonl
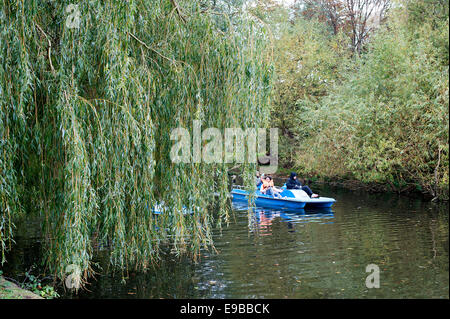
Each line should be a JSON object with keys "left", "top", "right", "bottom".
{"left": 2, "top": 184, "right": 449, "bottom": 298}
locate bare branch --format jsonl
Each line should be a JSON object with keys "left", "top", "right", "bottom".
{"left": 128, "top": 31, "right": 176, "bottom": 65}
{"left": 34, "top": 21, "right": 55, "bottom": 73}
{"left": 170, "top": 0, "right": 187, "bottom": 23}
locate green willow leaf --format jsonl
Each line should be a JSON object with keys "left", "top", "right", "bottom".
{"left": 0, "top": 0, "right": 273, "bottom": 285}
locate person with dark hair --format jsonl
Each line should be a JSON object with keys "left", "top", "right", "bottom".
{"left": 285, "top": 172, "right": 319, "bottom": 198}
{"left": 260, "top": 176, "right": 282, "bottom": 197}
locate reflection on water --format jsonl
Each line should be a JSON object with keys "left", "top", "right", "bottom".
{"left": 2, "top": 184, "right": 449, "bottom": 299}
{"left": 232, "top": 201, "right": 335, "bottom": 237}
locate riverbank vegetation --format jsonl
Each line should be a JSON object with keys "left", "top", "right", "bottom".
{"left": 254, "top": 0, "right": 448, "bottom": 200}
{"left": 0, "top": 269, "right": 58, "bottom": 299}
{"left": 0, "top": 275, "right": 43, "bottom": 299}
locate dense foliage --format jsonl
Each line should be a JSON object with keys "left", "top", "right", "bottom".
{"left": 270, "top": 14, "right": 351, "bottom": 167}
{"left": 0, "top": 0, "right": 272, "bottom": 284}
{"left": 266, "top": 0, "right": 449, "bottom": 200}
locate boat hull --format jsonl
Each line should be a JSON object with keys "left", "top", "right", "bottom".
{"left": 304, "top": 201, "right": 335, "bottom": 208}
{"left": 231, "top": 189, "right": 306, "bottom": 209}
{"left": 231, "top": 188, "right": 336, "bottom": 209}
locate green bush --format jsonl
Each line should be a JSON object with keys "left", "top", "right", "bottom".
{"left": 295, "top": 3, "right": 449, "bottom": 199}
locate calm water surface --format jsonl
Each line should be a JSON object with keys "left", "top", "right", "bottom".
{"left": 3, "top": 184, "right": 449, "bottom": 298}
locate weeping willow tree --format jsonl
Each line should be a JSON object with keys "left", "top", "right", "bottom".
{"left": 0, "top": 0, "right": 272, "bottom": 285}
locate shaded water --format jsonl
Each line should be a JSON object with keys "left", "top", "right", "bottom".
{"left": 2, "top": 184, "right": 449, "bottom": 298}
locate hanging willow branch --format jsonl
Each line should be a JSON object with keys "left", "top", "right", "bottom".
{"left": 0, "top": 0, "right": 273, "bottom": 286}
{"left": 170, "top": 0, "right": 187, "bottom": 23}
{"left": 34, "top": 21, "right": 55, "bottom": 73}
{"left": 128, "top": 31, "right": 176, "bottom": 65}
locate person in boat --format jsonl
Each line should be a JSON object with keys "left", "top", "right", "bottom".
{"left": 256, "top": 172, "right": 264, "bottom": 188}
{"left": 260, "top": 176, "right": 282, "bottom": 197}
{"left": 286, "top": 172, "right": 319, "bottom": 198}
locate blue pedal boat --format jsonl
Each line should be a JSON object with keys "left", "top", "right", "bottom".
{"left": 231, "top": 186, "right": 336, "bottom": 209}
